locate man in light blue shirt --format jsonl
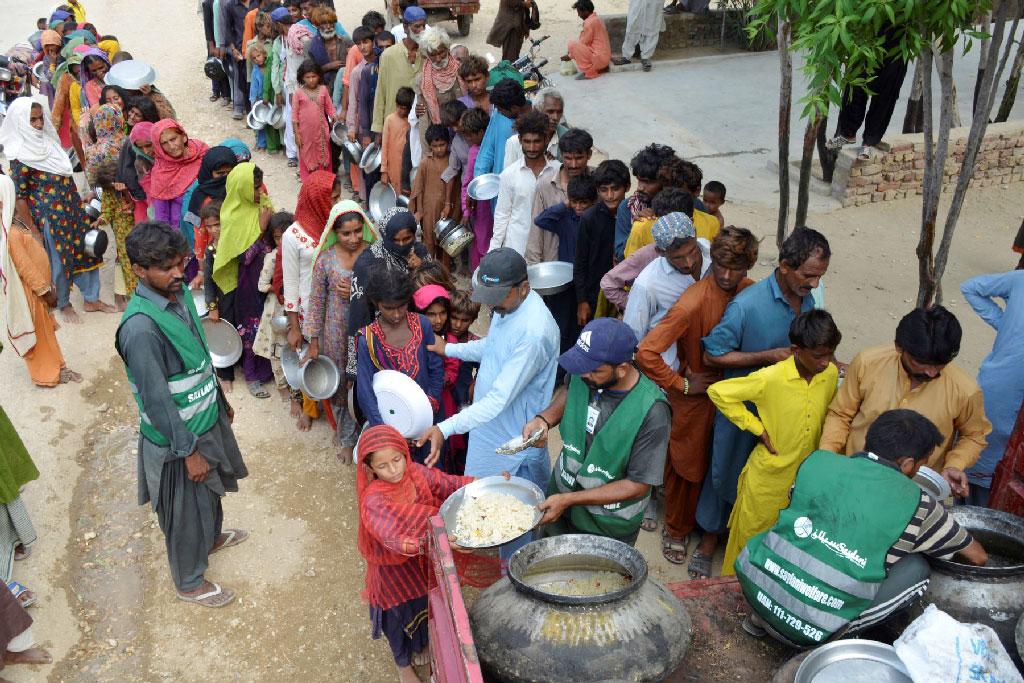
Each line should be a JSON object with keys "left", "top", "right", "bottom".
{"left": 419, "top": 248, "right": 559, "bottom": 491}
{"left": 960, "top": 269, "right": 1024, "bottom": 506}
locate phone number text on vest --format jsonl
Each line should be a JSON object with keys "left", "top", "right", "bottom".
{"left": 755, "top": 591, "right": 825, "bottom": 642}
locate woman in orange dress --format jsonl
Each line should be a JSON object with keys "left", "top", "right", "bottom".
{"left": 0, "top": 175, "right": 81, "bottom": 388}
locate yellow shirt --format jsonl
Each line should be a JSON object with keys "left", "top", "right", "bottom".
{"left": 819, "top": 345, "right": 990, "bottom": 472}
{"left": 622, "top": 209, "right": 719, "bottom": 258}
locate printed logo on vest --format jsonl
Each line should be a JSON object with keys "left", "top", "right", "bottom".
{"left": 793, "top": 516, "right": 813, "bottom": 538}
{"left": 577, "top": 330, "right": 592, "bottom": 352}
{"left": 811, "top": 528, "right": 868, "bottom": 568}
{"left": 586, "top": 462, "right": 613, "bottom": 480}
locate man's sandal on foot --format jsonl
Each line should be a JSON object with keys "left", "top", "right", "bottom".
{"left": 661, "top": 529, "right": 689, "bottom": 565}
{"left": 210, "top": 528, "right": 250, "bottom": 554}
{"left": 177, "top": 582, "right": 236, "bottom": 608}
{"left": 687, "top": 552, "right": 712, "bottom": 580}
{"left": 6, "top": 580, "right": 36, "bottom": 608}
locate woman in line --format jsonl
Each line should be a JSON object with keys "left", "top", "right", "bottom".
{"left": 0, "top": 98, "right": 109, "bottom": 324}
{"left": 120, "top": 120, "right": 155, "bottom": 223}
{"left": 304, "top": 201, "right": 374, "bottom": 461}
{"left": 211, "top": 163, "right": 275, "bottom": 398}
{"left": 49, "top": 49, "right": 85, "bottom": 159}
{"left": 348, "top": 207, "right": 429, "bottom": 338}
{"left": 147, "top": 119, "right": 209, "bottom": 231}
{"left": 78, "top": 49, "right": 110, "bottom": 108}
{"left": 35, "top": 30, "right": 64, "bottom": 109}
{"left": 291, "top": 60, "right": 335, "bottom": 181}
{"left": 356, "top": 267, "right": 444, "bottom": 465}
{"left": 1, "top": 174, "right": 82, "bottom": 387}
{"left": 182, "top": 145, "right": 243, "bottom": 287}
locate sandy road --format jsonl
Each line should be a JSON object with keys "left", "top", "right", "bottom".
{"left": 1, "top": 0, "right": 1023, "bottom": 681}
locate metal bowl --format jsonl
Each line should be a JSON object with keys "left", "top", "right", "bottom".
{"left": 105, "top": 59, "right": 157, "bottom": 89}
{"left": 83, "top": 228, "right": 108, "bottom": 259}
{"left": 32, "top": 61, "right": 48, "bottom": 81}
{"left": 527, "top": 261, "right": 573, "bottom": 296}
{"left": 341, "top": 137, "right": 363, "bottom": 164}
{"left": 438, "top": 221, "right": 474, "bottom": 258}
{"left": 268, "top": 106, "right": 285, "bottom": 130}
{"left": 912, "top": 466, "right": 952, "bottom": 504}
{"left": 330, "top": 119, "right": 347, "bottom": 145}
{"left": 368, "top": 181, "right": 397, "bottom": 223}
{"left": 360, "top": 142, "right": 382, "bottom": 173}
{"left": 251, "top": 100, "right": 274, "bottom": 124}
{"left": 300, "top": 355, "right": 340, "bottom": 400}
{"left": 84, "top": 196, "right": 103, "bottom": 220}
{"left": 467, "top": 173, "right": 501, "bottom": 201}
{"left": 270, "top": 314, "right": 289, "bottom": 333}
{"left": 794, "top": 640, "right": 911, "bottom": 683}
{"left": 438, "top": 475, "right": 545, "bottom": 549}
{"left": 280, "top": 343, "right": 308, "bottom": 389}
{"left": 201, "top": 318, "right": 243, "bottom": 368}
{"left": 246, "top": 109, "right": 266, "bottom": 131}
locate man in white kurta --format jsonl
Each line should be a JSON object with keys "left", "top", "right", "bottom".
{"left": 615, "top": 0, "right": 665, "bottom": 69}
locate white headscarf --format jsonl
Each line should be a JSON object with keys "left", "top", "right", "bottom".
{"left": 0, "top": 96, "right": 74, "bottom": 176}
{"left": 0, "top": 174, "right": 38, "bottom": 357}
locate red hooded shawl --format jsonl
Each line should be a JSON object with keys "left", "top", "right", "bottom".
{"left": 147, "top": 119, "right": 209, "bottom": 201}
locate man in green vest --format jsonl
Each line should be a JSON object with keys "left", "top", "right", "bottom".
{"left": 737, "top": 409, "right": 987, "bottom": 648}
{"left": 523, "top": 318, "right": 670, "bottom": 547}
{"left": 115, "top": 221, "right": 250, "bottom": 609}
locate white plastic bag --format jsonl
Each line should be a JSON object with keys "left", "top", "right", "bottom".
{"left": 894, "top": 605, "right": 1023, "bottom": 683}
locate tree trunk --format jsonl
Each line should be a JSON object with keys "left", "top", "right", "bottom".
{"left": 935, "top": 45, "right": 963, "bottom": 128}
{"left": 816, "top": 113, "right": 836, "bottom": 183}
{"left": 903, "top": 59, "right": 925, "bottom": 134}
{"left": 995, "top": 30, "right": 1023, "bottom": 122}
{"left": 933, "top": 11, "right": 1017, "bottom": 305}
{"left": 795, "top": 113, "right": 824, "bottom": 227}
{"left": 973, "top": 11, "right": 992, "bottom": 113}
{"left": 776, "top": 19, "right": 792, "bottom": 249}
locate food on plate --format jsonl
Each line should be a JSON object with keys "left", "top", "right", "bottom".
{"left": 454, "top": 491, "right": 536, "bottom": 545}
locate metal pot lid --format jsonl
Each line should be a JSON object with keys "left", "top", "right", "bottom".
{"left": 794, "top": 640, "right": 911, "bottom": 683}
{"left": 105, "top": 60, "right": 157, "bottom": 89}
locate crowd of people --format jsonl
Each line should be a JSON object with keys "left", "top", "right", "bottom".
{"left": 0, "top": 0, "right": 1022, "bottom": 679}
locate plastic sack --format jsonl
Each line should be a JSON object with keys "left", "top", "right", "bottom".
{"left": 893, "top": 605, "right": 1023, "bottom": 683}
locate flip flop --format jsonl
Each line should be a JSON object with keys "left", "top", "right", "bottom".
{"left": 247, "top": 381, "right": 270, "bottom": 399}
{"left": 176, "top": 582, "right": 236, "bottom": 608}
{"left": 661, "top": 529, "right": 689, "bottom": 565}
{"left": 640, "top": 498, "right": 658, "bottom": 532}
{"left": 687, "top": 551, "right": 712, "bottom": 580}
{"left": 7, "top": 580, "right": 37, "bottom": 608}
{"left": 210, "top": 528, "right": 250, "bottom": 554}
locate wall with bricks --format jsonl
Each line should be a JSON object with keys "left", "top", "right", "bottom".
{"left": 604, "top": 11, "right": 735, "bottom": 53}
{"left": 831, "top": 121, "right": 1024, "bottom": 207}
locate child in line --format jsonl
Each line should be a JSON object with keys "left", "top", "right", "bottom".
{"left": 708, "top": 310, "right": 841, "bottom": 575}
{"left": 356, "top": 31, "right": 396, "bottom": 196}
{"left": 356, "top": 425, "right": 475, "bottom": 683}
{"left": 459, "top": 106, "right": 491, "bottom": 270}
{"left": 574, "top": 159, "right": 629, "bottom": 325}
{"left": 254, "top": 210, "right": 297, "bottom": 404}
{"left": 438, "top": 100, "right": 469, "bottom": 217}
{"left": 380, "top": 86, "right": 414, "bottom": 194}
{"left": 413, "top": 284, "right": 460, "bottom": 473}
{"left": 411, "top": 260, "right": 457, "bottom": 293}
{"left": 445, "top": 290, "right": 480, "bottom": 475}
{"left": 410, "top": 124, "right": 459, "bottom": 265}
{"left": 292, "top": 59, "right": 335, "bottom": 181}
{"left": 304, "top": 201, "right": 375, "bottom": 463}
{"left": 248, "top": 42, "right": 269, "bottom": 153}
{"left": 702, "top": 180, "right": 726, "bottom": 229}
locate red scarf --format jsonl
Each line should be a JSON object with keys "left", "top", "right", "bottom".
{"left": 147, "top": 119, "right": 209, "bottom": 201}
{"left": 420, "top": 56, "right": 462, "bottom": 124}
{"left": 272, "top": 170, "right": 336, "bottom": 297}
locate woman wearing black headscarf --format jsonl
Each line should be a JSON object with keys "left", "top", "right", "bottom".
{"left": 348, "top": 207, "right": 430, "bottom": 336}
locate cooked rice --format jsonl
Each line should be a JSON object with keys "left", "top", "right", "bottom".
{"left": 454, "top": 492, "right": 535, "bottom": 546}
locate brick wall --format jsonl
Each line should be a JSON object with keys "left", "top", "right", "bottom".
{"left": 604, "top": 11, "right": 730, "bottom": 52}
{"left": 831, "top": 121, "right": 1024, "bottom": 207}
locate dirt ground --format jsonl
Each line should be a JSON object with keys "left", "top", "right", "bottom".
{"left": 1, "top": 0, "right": 1023, "bottom": 681}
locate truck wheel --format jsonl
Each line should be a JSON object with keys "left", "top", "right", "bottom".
{"left": 457, "top": 14, "right": 472, "bottom": 36}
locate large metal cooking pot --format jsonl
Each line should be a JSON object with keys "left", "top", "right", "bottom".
{"left": 467, "top": 173, "right": 500, "bottom": 201}
{"left": 300, "top": 355, "right": 340, "bottom": 400}
{"left": 83, "top": 228, "right": 108, "bottom": 259}
{"left": 527, "top": 261, "right": 573, "bottom": 296}
{"left": 368, "top": 182, "right": 398, "bottom": 223}
{"left": 438, "top": 220, "right": 474, "bottom": 258}
{"left": 201, "top": 318, "right": 243, "bottom": 368}
{"left": 360, "top": 142, "right": 382, "bottom": 173}
{"left": 918, "top": 505, "right": 1024, "bottom": 669}
{"left": 470, "top": 535, "right": 691, "bottom": 682}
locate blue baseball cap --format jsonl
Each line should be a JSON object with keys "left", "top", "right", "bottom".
{"left": 403, "top": 6, "right": 427, "bottom": 23}
{"left": 559, "top": 318, "right": 638, "bottom": 375}
{"left": 270, "top": 7, "right": 293, "bottom": 22}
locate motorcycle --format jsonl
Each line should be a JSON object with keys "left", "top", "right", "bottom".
{"left": 0, "top": 44, "right": 34, "bottom": 126}
{"left": 511, "top": 35, "right": 552, "bottom": 99}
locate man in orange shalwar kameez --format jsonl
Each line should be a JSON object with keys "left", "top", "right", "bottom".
{"left": 635, "top": 226, "right": 757, "bottom": 569}
{"left": 563, "top": 0, "right": 611, "bottom": 81}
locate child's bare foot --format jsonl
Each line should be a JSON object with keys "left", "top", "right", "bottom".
{"left": 398, "top": 665, "right": 421, "bottom": 683}
{"left": 83, "top": 300, "right": 117, "bottom": 314}
{"left": 59, "top": 368, "right": 83, "bottom": 384}
{"left": 296, "top": 413, "right": 312, "bottom": 431}
{"left": 4, "top": 646, "right": 52, "bottom": 665}
{"left": 60, "top": 305, "right": 81, "bottom": 324}
{"left": 290, "top": 399, "right": 302, "bottom": 417}
{"left": 221, "top": 380, "right": 233, "bottom": 393}
{"left": 336, "top": 445, "right": 353, "bottom": 463}
{"left": 278, "top": 387, "right": 291, "bottom": 402}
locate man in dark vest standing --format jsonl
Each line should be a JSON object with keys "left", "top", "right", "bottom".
{"left": 115, "top": 221, "right": 250, "bottom": 608}
{"left": 523, "top": 318, "right": 670, "bottom": 547}
{"left": 736, "top": 409, "right": 987, "bottom": 647}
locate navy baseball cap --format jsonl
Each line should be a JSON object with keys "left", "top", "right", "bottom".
{"left": 471, "top": 248, "right": 528, "bottom": 306}
{"left": 403, "top": 6, "right": 427, "bottom": 22}
{"left": 559, "top": 318, "right": 638, "bottom": 375}
{"left": 270, "top": 7, "right": 293, "bottom": 22}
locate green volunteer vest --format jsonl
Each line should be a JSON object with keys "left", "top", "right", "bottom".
{"left": 115, "top": 289, "right": 220, "bottom": 447}
{"left": 549, "top": 374, "right": 666, "bottom": 538}
{"left": 735, "top": 451, "right": 920, "bottom": 646}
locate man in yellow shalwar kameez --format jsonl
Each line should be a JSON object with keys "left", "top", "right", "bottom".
{"left": 708, "top": 310, "right": 841, "bottom": 575}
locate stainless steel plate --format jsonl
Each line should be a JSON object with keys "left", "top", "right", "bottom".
{"left": 795, "top": 640, "right": 911, "bottom": 683}
{"left": 527, "top": 261, "right": 573, "bottom": 296}
{"left": 467, "top": 173, "right": 501, "bottom": 201}
{"left": 201, "top": 318, "right": 243, "bottom": 368}
{"left": 439, "top": 475, "right": 545, "bottom": 548}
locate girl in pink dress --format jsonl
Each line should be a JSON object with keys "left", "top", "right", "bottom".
{"left": 291, "top": 60, "right": 335, "bottom": 182}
